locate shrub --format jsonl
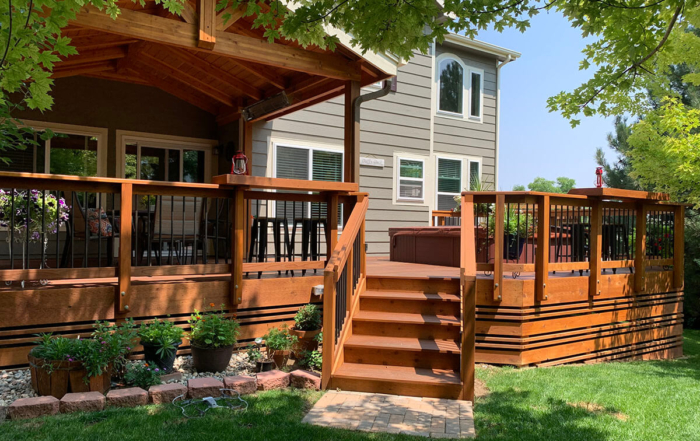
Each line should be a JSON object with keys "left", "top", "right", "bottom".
{"left": 124, "top": 363, "right": 162, "bottom": 389}
{"left": 293, "top": 304, "right": 322, "bottom": 331}
{"left": 264, "top": 325, "right": 298, "bottom": 352}
{"left": 138, "top": 318, "right": 184, "bottom": 359}
{"left": 299, "top": 350, "right": 322, "bottom": 371}
{"left": 188, "top": 304, "right": 239, "bottom": 349}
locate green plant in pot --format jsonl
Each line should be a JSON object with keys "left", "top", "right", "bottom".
{"left": 246, "top": 338, "right": 275, "bottom": 373}
{"left": 28, "top": 320, "right": 136, "bottom": 399}
{"left": 137, "top": 318, "right": 184, "bottom": 372}
{"left": 263, "top": 325, "right": 298, "bottom": 369}
{"left": 187, "top": 303, "right": 239, "bottom": 373}
{"left": 290, "top": 304, "right": 322, "bottom": 357}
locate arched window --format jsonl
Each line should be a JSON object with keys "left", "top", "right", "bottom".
{"left": 438, "top": 58, "right": 464, "bottom": 115}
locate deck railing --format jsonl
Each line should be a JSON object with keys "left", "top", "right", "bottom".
{"left": 432, "top": 210, "right": 461, "bottom": 226}
{"left": 322, "top": 194, "right": 368, "bottom": 389}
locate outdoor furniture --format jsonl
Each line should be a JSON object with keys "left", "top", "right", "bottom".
{"left": 60, "top": 192, "right": 119, "bottom": 268}
{"left": 291, "top": 217, "right": 328, "bottom": 275}
{"left": 246, "top": 217, "right": 293, "bottom": 278}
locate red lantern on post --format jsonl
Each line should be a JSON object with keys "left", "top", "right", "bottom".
{"left": 231, "top": 151, "right": 248, "bottom": 175}
{"left": 595, "top": 167, "right": 603, "bottom": 188}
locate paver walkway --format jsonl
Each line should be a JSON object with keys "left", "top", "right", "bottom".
{"left": 302, "top": 391, "right": 475, "bottom": 438}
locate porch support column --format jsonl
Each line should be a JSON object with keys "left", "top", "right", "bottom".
{"left": 344, "top": 80, "right": 361, "bottom": 183}
{"left": 238, "top": 119, "right": 253, "bottom": 164}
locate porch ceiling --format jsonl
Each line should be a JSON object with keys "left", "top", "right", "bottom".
{"left": 54, "top": 1, "right": 390, "bottom": 125}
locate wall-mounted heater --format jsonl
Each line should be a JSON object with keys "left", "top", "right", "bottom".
{"left": 241, "top": 92, "right": 290, "bottom": 121}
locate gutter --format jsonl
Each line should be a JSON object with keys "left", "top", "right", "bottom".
{"left": 354, "top": 77, "right": 393, "bottom": 121}
{"left": 495, "top": 55, "right": 514, "bottom": 190}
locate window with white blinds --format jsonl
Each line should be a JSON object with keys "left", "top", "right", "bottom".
{"left": 397, "top": 157, "right": 424, "bottom": 201}
{"left": 436, "top": 157, "right": 462, "bottom": 211}
{"left": 274, "top": 144, "right": 343, "bottom": 221}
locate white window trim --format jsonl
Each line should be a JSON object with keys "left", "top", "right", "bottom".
{"left": 396, "top": 156, "right": 426, "bottom": 203}
{"left": 18, "top": 120, "right": 108, "bottom": 177}
{"left": 467, "top": 157, "right": 483, "bottom": 190}
{"left": 115, "top": 130, "right": 216, "bottom": 182}
{"left": 435, "top": 156, "right": 463, "bottom": 211}
{"left": 435, "top": 53, "right": 484, "bottom": 123}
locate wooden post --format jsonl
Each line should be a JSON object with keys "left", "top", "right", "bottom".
{"left": 230, "top": 188, "right": 244, "bottom": 305}
{"left": 674, "top": 205, "right": 685, "bottom": 290}
{"left": 327, "top": 193, "right": 339, "bottom": 260}
{"left": 116, "top": 183, "right": 133, "bottom": 314}
{"left": 535, "top": 195, "right": 550, "bottom": 301}
{"left": 321, "top": 269, "right": 336, "bottom": 389}
{"left": 493, "top": 195, "right": 505, "bottom": 301}
{"left": 344, "top": 80, "right": 361, "bottom": 183}
{"left": 460, "top": 194, "right": 476, "bottom": 402}
{"left": 634, "top": 203, "right": 647, "bottom": 293}
{"left": 198, "top": 0, "right": 216, "bottom": 49}
{"left": 589, "top": 200, "right": 602, "bottom": 297}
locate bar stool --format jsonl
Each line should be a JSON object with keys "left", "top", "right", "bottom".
{"left": 246, "top": 217, "right": 292, "bottom": 278}
{"left": 291, "top": 218, "right": 329, "bottom": 275}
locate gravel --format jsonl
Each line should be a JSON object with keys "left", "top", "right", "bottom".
{"left": 0, "top": 352, "right": 255, "bottom": 412}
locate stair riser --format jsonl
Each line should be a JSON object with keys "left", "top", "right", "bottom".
{"left": 367, "top": 277, "right": 460, "bottom": 294}
{"left": 360, "top": 298, "right": 461, "bottom": 316}
{"left": 353, "top": 321, "right": 460, "bottom": 340}
{"left": 344, "top": 347, "right": 460, "bottom": 370}
{"left": 331, "top": 377, "right": 462, "bottom": 400}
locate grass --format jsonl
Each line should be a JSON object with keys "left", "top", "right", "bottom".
{"left": 1, "top": 330, "right": 699, "bottom": 441}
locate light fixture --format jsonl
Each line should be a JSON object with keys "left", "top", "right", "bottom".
{"left": 241, "top": 92, "right": 290, "bottom": 121}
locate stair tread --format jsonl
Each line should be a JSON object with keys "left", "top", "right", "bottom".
{"left": 363, "top": 290, "right": 461, "bottom": 302}
{"left": 334, "top": 363, "right": 461, "bottom": 385}
{"left": 354, "top": 310, "right": 461, "bottom": 325}
{"left": 345, "top": 335, "right": 460, "bottom": 353}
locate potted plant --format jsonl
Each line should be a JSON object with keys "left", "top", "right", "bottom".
{"left": 187, "top": 303, "right": 239, "bottom": 372}
{"left": 246, "top": 338, "right": 275, "bottom": 373}
{"left": 28, "top": 320, "right": 136, "bottom": 399}
{"left": 263, "top": 325, "right": 298, "bottom": 369}
{"left": 290, "top": 304, "right": 322, "bottom": 357}
{"left": 137, "top": 318, "right": 184, "bottom": 372}
{"left": 481, "top": 206, "right": 534, "bottom": 261}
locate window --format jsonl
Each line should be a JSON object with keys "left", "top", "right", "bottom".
{"left": 436, "top": 158, "right": 462, "bottom": 210}
{"left": 438, "top": 58, "right": 464, "bottom": 115}
{"left": 469, "top": 160, "right": 482, "bottom": 190}
{"left": 397, "top": 157, "right": 425, "bottom": 201}
{"left": 124, "top": 142, "right": 207, "bottom": 183}
{"left": 274, "top": 144, "right": 343, "bottom": 221}
{"left": 470, "top": 71, "right": 482, "bottom": 119}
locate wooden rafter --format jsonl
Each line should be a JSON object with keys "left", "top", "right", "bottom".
{"left": 198, "top": 0, "right": 217, "bottom": 49}
{"left": 216, "top": 3, "right": 246, "bottom": 31}
{"left": 58, "top": 46, "right": 127, "bottom": 67}
{"left": 68, "top": 35, "right": 139, "bottom": 51}
{"left": 71, "top": 6, "right": 361, "bottom": 81}
{"left": 52, "top": 60, "right": 115, "bottom": 79}
{"left": 224, "top": 57, "right": 287, "bottom": 89}
{"left": 162, "top": 47, "right": 262, "bottom": 100}
{"left": 180, "top": 0, "right": 198, "bottom": 24}
{"left": 259, "top": 78, "right": 345, "bottom": 121}
{"left": 85, "top": 70, "right": 151, "bottom": 86}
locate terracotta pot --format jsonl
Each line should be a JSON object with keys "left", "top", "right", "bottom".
{"left": 28, "top": 352, "right": 111, "bottom": 399}
{"left": 255, "top": 360, "right": 275, "bottom": 373}
{"left": 190, "top": 344, "right": 234, "bottom": 372}
{"left": 290, "top": 328, "right": 321, "bottom": 358}
{"left": 272, "top": 349, "right": 291, "bottom": 369}
{"left": 141, "top": 341, "right": 181, "bottom": 372}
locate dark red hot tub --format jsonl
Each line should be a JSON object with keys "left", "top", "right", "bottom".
{"left": 389, "top": 226, "right": 461, "bottom": 267}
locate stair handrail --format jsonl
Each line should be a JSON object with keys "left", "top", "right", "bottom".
{"left": 321, "top": 194, "right": 369, "bottom": 389}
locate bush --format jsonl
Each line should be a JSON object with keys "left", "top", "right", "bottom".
{"left": 124, "top": 363, "right": 162, "bottom": 389}
{"left": 293, "top": 304, "right": 322, "bottom": 331}
{"left": 299, "top": 350, "right": 322, "bottom": 371}
{"left": 138, "top": 318, "right": 184, "bottom": 359}
{"left": 684, "top": 209, "right": 700, "bottom": 328}
{"left": 188, "top": 304, "right": 239, "bottom": 349}
{"left": 264, "top": 325, "right": 297, "bottom": 352}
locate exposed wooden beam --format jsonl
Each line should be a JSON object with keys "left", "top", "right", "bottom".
{"left": 72, "top": 6, "right": 362, "bottom": 81}
{"left": 180, "top": 0, "right": 198, "bottom": 24}
{"left": 58, "top": 46, "right": 127, "bottom": 67}
{"left": 198, "top": 0, "right": 216, "bottom": 49}
{"left": 69, "top": 35, "right": 139, "bottom": 51}
{"left": 164, "top": 48, "right": 262, "bottom": 100}
{"left": 344, "top": 80, "right": 361, "bottom": 183}
{"left": 216, "top": 106, "right": 242, "bottom": 126}
{"left": 224, "top": 57, "right": 287, "bottom": 89}
{"left": 131, "top": 44, "right": 237, "bottom": 107}
{"left": 216, "top": 3, "right": 246, "bottom": 31}
{"left": 85, "top": 70, "right": 151, "bottom": 86}
{"left": 259, "top": 78, "right": 344, "bottom": 121}
{"left": 52, "top": 61, "right": 115, "bottom": 79}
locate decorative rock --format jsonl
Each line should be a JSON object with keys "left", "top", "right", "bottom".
{"left": 290, "top": 370, "right": 321, "bottom": 390}
{"left": 106, "top": 387, "right": 148, "bottom": 408}
{"left": 187, "top": 377, "right": 224, "bottom": 399}
{"left": 149, "top": 383, "right": 187, "bottom": 404}
{"left": 160, "top": 371, "right": 183, "bottom": 383}
{"left": 256, "top": 370, "right": 290, "bottom": 391}
{"left": 8, "top": 396, "right": 59, "bottom": 420}
{"left": 223, "top": 375, "right": 257, "bottom": 395}
{"left": 0, "top": 406, "right": 6, "bottom": 423}
{"left": 60, "top": 392, "right": 105, "bottom": 413}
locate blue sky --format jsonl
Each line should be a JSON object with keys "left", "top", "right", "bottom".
{"left": 475, "top": 11, "right": 614, "bottom": 191}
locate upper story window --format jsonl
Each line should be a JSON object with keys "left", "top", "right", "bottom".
{"left": 436, "top": 54, "right": 484, "bottom": 121}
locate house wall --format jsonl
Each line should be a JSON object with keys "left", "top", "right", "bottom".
{"left": 253, "top": 43, "right": 500, "bottom": 254}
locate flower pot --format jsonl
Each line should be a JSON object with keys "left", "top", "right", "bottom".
{"left": 290, "top": 328, "right": 321, "bottom": 358}
{"left": 141, "top": 341, "right": 181, "bottom": 372}
{"left": 255, "top": 360, "right": 275, "bottom": 373}
{"left": 272, "top": 349, "right": 291, "bottom": 369}
{"left": 503, "top": 234, "right": 527, "bottom": 261}
{"left": 28, "top": 352, "right": 111, "bottom": 399}
{"left": 190, "top": 344, "right": 234, "bottom": 372}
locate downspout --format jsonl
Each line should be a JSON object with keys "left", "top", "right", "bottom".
{"left": 350, "top": 78, "right": 393, "bottom": 182}
{"left": 495, "top": 55, "right": 513, "bottom": 191}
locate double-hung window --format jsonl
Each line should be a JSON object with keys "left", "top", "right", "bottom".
{"left": 436, "top": 157, "right": 462, "bottom": 210}
{"left": 436, "top": 55, "right": 484, "bottom": 121}
{"left": 397, "top": 157, "right": 425, "bottom": 202}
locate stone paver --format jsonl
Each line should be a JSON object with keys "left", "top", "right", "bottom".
{"left": 188, "top": 377, "right": 224, "bottom": 399}
{"left": 302, "top": 391, "right": 475, "bottom": 438}
{"left": 149, "top": 383, "right": 188, "bottom": 404}
{"left": 223, "top": 375, "right": 257, "bottom": 395}
{"left": 106, "top": 387, "right": 148, "bottom": 408}
{"left": 8, "top": 396, "right": 59, "bottom": 420}
{"left": 60, "top": 392, "right": 105, "bottom": 413}
{"left": 256, "top": 370, "right": 290, "bottom": 391}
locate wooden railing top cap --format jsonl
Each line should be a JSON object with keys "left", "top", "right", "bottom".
{"left": 212, "top": 174, "right": 359, "bottom": 193}
{"left": 567, "top": 187, "right": 670, "bottom": 201}
{"left": 461, "top": 190, "right": 587, "bottom": 199}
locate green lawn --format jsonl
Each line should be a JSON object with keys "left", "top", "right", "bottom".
{"left": 1, "top": 330, "right": 699, "bottom": 441}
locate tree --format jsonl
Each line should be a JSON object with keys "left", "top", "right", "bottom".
{"left": 512, "top": 176, "right": 576, "bottom": 193}
{"left": 595, "top": 116, "right": 640, "bottom": 190}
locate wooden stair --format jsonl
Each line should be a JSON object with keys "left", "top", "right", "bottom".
{"left": 329, "top": 275, "right": 465, "bottom": 399}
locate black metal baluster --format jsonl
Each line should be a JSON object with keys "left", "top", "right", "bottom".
{"left": 158, "top": 195, "right": 163, "bottom": 266}
{"left": 25, "top": 190, "right": 30, "bottom": 269}
{"left": 70, "top": 192, "right": 75, "bottom": 268}
{"left": 40, "top": 190, "right": 46, "bottom": 269}
{"left": 83, "top": 192, "right": 88, "bottom": 268}
{"left": 55, "top": 190, "right": 60, "bottom": 268}
{"left": 214, "top": 198, "right": 219, "bottom": 264}
{"left": 147, "top": 194, "right": 152, "bottom": 266}
{"left": 170, "top": 195, "right": 174, "bottom": 265}
{"left": 97, "top": 193, "right": 102, "bottom": 268}
{"left": 9, "top": 189, "right": 14, "bottom": 270}
{"left": 181, "top": 196, "right": 186, "bottom": 265}
{"left": 203, "top": 198, "right": 208, "bottom": 265}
